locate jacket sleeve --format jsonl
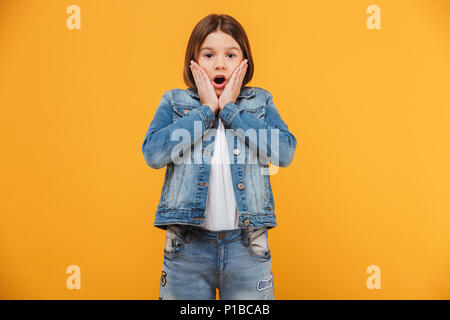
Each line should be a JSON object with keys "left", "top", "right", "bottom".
{"left": 142, "top": 91, "right": 215, "bottom": 169}
{"left": 218, "top": 92, "right": 297, "bottom": 167}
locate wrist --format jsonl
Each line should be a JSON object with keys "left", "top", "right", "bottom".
{"left": 222, "top": 101, "right": 234, "bottom": 110}
{"left": 204, "top": 103, "right": 218, "bottom": 115}
{"left": 219, "top": 99, "right": 233, "bottom": 111}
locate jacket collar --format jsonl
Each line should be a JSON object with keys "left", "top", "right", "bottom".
{"left": 187, "top": 86, "right": 255, "bottom": 100}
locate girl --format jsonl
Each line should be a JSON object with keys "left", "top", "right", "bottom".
{"left": 142, "top": 13, "right": 297, "bottom": 300}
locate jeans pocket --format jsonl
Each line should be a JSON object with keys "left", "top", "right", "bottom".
{"left": 164, "top": 225, "right": 185, "bottom": 259}
{"left": 247, "top": 227, "right": 271, "bottom": 260}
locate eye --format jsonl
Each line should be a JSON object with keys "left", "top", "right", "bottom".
{"left": 203, "top": 53, "right": 236, "bottom": 59}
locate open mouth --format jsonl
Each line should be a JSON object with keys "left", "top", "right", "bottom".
{"left": 213, "top": 75, "right": 226, "bottom": 84}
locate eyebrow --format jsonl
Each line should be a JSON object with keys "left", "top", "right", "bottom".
{"left": 200, "top": 46, "right": 240, "bottom": 52}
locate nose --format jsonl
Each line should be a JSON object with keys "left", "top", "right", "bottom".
{"left": 214, "top": 56, "right": 225, "bottom": 70}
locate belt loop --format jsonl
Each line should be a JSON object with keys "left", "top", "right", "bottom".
{"left": 243, "top": 228, "right": 249, "bottom": 247}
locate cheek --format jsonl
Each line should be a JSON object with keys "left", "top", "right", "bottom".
{"left": 235, "top": 58, "right": 244, "bottom": 67}
{"left": 198, "top": 63, "right": 211, "bottom": 77}
{"left": 197, "top": 59, "right": 208, "bottom": 69}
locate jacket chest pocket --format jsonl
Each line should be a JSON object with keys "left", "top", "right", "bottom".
{"left": 246, "top": 105, "right": 266, "bottom": 119}
{"left": 173, "top": 104, "right": 198, "bottom": 121}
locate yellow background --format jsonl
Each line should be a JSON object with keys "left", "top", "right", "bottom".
{"left": 1, "top": 0, "right": 449, "bottom": 299}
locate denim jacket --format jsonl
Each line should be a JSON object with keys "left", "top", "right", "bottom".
{"left": 142, "top": 86, "right": 297, "bottom": 230}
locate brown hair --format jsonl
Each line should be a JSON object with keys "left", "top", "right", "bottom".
{"left": 183, "top": 14, "right": 254, "bottom": 91}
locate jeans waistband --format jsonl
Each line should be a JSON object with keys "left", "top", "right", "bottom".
{"left": 181, "top": 225, "right": 244, "bottom": 243}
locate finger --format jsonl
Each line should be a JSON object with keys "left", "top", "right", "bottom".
{"left": 242, "top": 59, "right": 248, "bottom": 69}
{"left": 237, "top": 61, "right": 247, "bottom": 79}
{"left": 190, "top": 66, "right": 202, "bottom": 88}
{"left": 190, "top": 64, "right": 199, "bottom": 83}
{"left": 231, "top": 63, "right": 244, "bottom": 86}
{"left": 191, "top": 60, "right": 200, "bottom": 73}
{"left": 237, "top": 60, "right": 247, "bottom": 75}
{"left": 192, "top": 62, "right": 209, "bottom": 85}
{"left": 192, "top": 63, "right": 205, "bottom": 85}
{"left": 200, "top": 69, "right": 215, "bottom": 90}
{"left": 189, "top": 64, "right": 196, "bottom": 80}
{"left": 229, "top": 66, "right": 245, "bottom": 92}
{"left": 198, "top": 66, "right": 210, "bottom": 82}
{"left": 240, "top": 59, "right": 248, "bottom": 72}
{"left": 192, "top": 60, "right": 205, "bottom": 76}
{"left": 198, "top": 64, "right": 210, "bottom": 80}
{"left": 240, "top": 63, "right": 248, "bottom": 82}
{"left": 229, "top": 64, "right": 240, "bottom": 84}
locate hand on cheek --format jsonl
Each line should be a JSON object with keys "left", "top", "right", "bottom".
{"left": 189, "top": 60, "right": 219, "bottom": 114}
{"left": 218, "top": 59, "right": 248, "bottom": 111}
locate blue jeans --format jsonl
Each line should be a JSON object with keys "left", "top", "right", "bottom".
{"left": 158, "top": 225, "right": 275, "bottom": 300}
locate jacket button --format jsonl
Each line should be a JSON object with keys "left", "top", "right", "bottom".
{"left": 237, "top": 183, "right": 245, "bottom": 190}
{"left": 184, "top": 108, "right": 190, "bottom": 114}
{"left": 233, "top": 148, "right": 240, "bottom": 156}
{"left": 243, "top": 219, "right": 250, "bottom": 227}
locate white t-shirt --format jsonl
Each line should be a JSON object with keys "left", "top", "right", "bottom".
{"left": 201, "top": 119, "right": 239, "bottom": 231}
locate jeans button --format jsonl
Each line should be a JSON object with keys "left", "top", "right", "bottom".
{"left": 218, "top": 232, "right": 226, "bottom": 240}
{"left": 243, "top": 219, "right": 250, "bottom": 227}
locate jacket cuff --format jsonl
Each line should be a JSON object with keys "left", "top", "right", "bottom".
{"left": 219, "top": 102, "right": 240, "bottom": 127}
{"left": 193, "top": 105, "right": 215, "bottom": 130}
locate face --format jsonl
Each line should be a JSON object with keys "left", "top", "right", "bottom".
{"left": 197, "top": 31, "right": 244, "bottom": 97}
